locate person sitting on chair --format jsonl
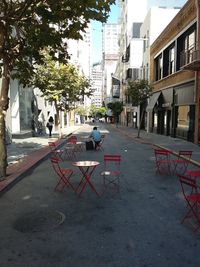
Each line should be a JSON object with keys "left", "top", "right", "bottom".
{"left": 89, "top": 126, "right": 101, "bottom": 150}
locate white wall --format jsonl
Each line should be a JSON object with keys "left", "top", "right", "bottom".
{"left": 140, "top": 7, "right": 181, "bottom": 79}
{"left": 129, "top": 39, "right": 144, "bottom": 68}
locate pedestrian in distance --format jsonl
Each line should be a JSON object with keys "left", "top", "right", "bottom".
{"left": 89, "top": 126, "right": 101, "bottom": 150}
{"left": 46, "top": 116, "right": 54, "bottom": 137}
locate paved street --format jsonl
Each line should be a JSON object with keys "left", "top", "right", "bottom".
{"left": 0, "top": 123, "right": 200, "bottom": 267}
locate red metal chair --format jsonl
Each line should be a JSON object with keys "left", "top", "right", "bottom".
{"left": 154, "top": 149, "right": 172, "bottom": 175}
{"left": 67, "top": 135, "right": 77, "bottom": 144}
{"left": 50, "top": 157, "right": 74, "bottom": 192}
{"left": 63, "top": 144, "right": 77, "bottom": 160}
{"left": 101, "top": 154, "right": 121, "bottom": 193}
{"left": 96, "top": 134, "right": 105, "bottom": 151}
{"left": 178, "top": 174, "right": 200, "bottom": 232}
{"left": 173, "top": 150, "right": 192, "bottom": 175}
{"left": 48, "top": 141, "right": 64, "bottom": 160}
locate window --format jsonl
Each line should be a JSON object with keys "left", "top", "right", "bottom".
{"left": 177, "top": 24, "right": 196, "bottom": 69}
{"left": 169, "top": 46, "right": 175, "bottom": 74}
{"left": 184, "top": 31, "right": 195, "bottom": 64}
{"left": 155, "top": 54, "right": 162, "bottom": 81}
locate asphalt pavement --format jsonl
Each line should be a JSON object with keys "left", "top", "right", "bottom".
{"left": 0, "top": 123, "right": 199, "bottom": 267}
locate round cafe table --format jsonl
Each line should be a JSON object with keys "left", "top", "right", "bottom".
{"left": 72, "top": 161, "right": 100, "bottom": 197}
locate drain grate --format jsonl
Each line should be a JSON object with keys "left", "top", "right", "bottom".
{"left": 13, "top": 210, "right": 65, "bottom": 233}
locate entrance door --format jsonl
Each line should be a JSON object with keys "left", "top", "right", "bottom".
{"left": 164, "top": 110, "right": 171, "bottom": 136}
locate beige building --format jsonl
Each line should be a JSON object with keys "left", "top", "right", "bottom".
{"left": 148, "top": 0, "right": 200, "bottom": 144}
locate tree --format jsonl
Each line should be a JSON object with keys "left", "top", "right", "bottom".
{"left": 96, "top": 106, "right": 106, "bottom": 118}
{"left": 107, "top": 101, "right": 123, "bottom": 126}
{"left": 75, "top": 106, "right": 87, "bottom": 117}
{"left": 126, "top": 79, "right": 152, "bottom": 137}
{"left": 89, "top": 104, "right": 98, "bottom": 118}
{"left": 75, "top": 106, "right": 87, "bottom": 123}
{"left": 32, "top": 52, "right": 91, "bottom": 134}
{"left": 0, "top": 0, "right": 116, "bottom": 178}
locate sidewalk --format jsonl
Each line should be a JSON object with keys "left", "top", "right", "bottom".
{"left": 0, "top": 125, "right": 82, "bottom": 193}
{"left": 113, "top": 124, "right": 200, "bottom": 166}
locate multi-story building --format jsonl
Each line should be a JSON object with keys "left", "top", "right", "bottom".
{"left": 148, "top": 0, "right": 200, "bottom": 144}
{"left": 67, "top": 26, "right": 92, "bottom": 125}
{"left": 35, "top": 25, "right": 92, "bottom": 129}
{"left": 141, "top": 6, "right": 181, "bottom": 80}
{"left": 116, "top": 0, "right": 148, "bottom": 126}
{"left": 102, "top": 23, "right": 120, "bottom": 104}
{"left": 141, "top": 6, "right": 182, "bottom": 132}
{"left": 91, "top": 63, "right": 103, "bottom": 108}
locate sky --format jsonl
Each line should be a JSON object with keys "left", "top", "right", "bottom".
{"left": 91, "top": 0, "right": 187, "bottom": 64}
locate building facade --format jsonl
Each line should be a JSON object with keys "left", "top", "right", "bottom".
{"left": 102, "top": 23, "right": 120, "bottom": 105}
{"left": 141, "top": 6, "right": 181, "bottom": 132}
{"left": 91, "top": 63, "right": 103, "bottom": 108}
{"left": 148, "top": 0, "right": 200, "bottom": 144}
{"left": 116, "top": 0, "right": 148, "bottom": 127}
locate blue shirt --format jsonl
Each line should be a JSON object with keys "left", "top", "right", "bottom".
{"left": 90, "top": 130, "right": 101, "bottom": 142}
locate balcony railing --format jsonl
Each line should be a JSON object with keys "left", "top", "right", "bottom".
{"left": 180, "top": 44, "right": 200, "bottom": 71}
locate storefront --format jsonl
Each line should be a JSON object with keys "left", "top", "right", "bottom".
{"left": 173, "top": 82, "right": 195, "bottom": 141}
{"left": 146, "top": 84, "right": 195, "bottom": 141}
{"left": 161, "top": 88, "right": 173, "bottom": 136}
{"left": 146, "top": 91, "right": 162, "bottom": 133}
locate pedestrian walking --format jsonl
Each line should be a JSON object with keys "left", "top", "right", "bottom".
{"left": 46, "top": 116, "right": 54, "bottom": 137}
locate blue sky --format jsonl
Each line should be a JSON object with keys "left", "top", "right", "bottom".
{"left": 91, "top": 0, "right": 187, "bottom": 64}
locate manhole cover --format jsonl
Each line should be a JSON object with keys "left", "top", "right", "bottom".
{"left": 13, "top": 210, "right": 65, "bottom": 233}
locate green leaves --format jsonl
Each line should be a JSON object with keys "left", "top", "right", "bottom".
{"left": 32, "top": 52, "right": 92, "bottom": 111}
{"left": 0, "top": 0, "right": 116, "bottom": 82}
{"left": 107, "top": 101, "right": 123, "bottom": 117}
{"left": 127, "top": 79, "right": 153, "bottom": 105}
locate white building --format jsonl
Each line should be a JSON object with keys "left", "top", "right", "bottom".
{"left": 116, "top": 0, "right": 148, "bottom": 126}
{"left": 102, "top": 23, "right": 120, "bottom": 104}
{"left": 140, "top": 6, "right": 181, "bottom": 80}
{"left": 35, "top": 24, "right": 92, "bottom": 129}
{"left": 91, "top": 63, "right": 103, "bottom": 108}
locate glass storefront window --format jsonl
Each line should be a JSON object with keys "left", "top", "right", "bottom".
{"left": 154, "top": 113, "right": 158, "bottom": 127}
{"left": 164, "top": 113, "right": 167, "bottom": 127}
{"left": 177, "top": 106, "right": 189, "bottom": 130}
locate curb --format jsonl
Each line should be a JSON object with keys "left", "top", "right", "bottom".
{"left": 114, "top": 124, "right": 200, "bottom": 167}
{"left": 0, "top": 131, "right": 77, "bottom": 195}
{"left": 154, "top": 144, "right": 200, "bottom": 168}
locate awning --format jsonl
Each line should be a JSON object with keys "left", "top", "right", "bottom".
{"left": 146, "top": 92, "right": 161, "bottom": 112}
{"left": 162, "top": 88, "right": 173, "bottom": 108}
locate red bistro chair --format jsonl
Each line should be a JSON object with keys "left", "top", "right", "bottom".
{"left": 50, "top": 157, "right": 74, "bottom": 192}
{"left": 48, "top": 141, "right": 64, "bottom": 160}
{"left": 96, "top": 134, "right": 105, "bottom": 151}
{"left": 67, "top": 135, "right": 77, "bottom": 144}
{"left": 101, "top": 154, "right": 121, "bottom": 193}
{"left": 154, "top": 148, "right": 172, "bottom": 175}
{"left": 173, "top": 150, "right": 192, "bottom": 175}
{"left": 178, "top": 174, "right": 200, "bottom": 232}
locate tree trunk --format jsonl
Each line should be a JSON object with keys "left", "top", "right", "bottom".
{"left": 0, "top": 62, "right": 10, "bottom": 179}
{"left": 54, "top": 101, "right": 62, "bottom": 138}
{"left": 137, "top": 108, "right": 145, "bottom": 138}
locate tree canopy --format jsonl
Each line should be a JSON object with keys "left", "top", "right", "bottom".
{"left": 0, "top": 0, "right": 116, "bottom": 86}
{"left": 0, "top": 0, "right": 116, "bottom": 178}
{"left": 107, "top": 101, "right": 123, "bottom": 118}
{"left": 32, "top": 51, "right": 92, "bottom": 112}
{"left": 126, "top": 79, "right": 152, "bottom": 106}
{"left": 126, "top": 79, "right": 153, "bottom": 137}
